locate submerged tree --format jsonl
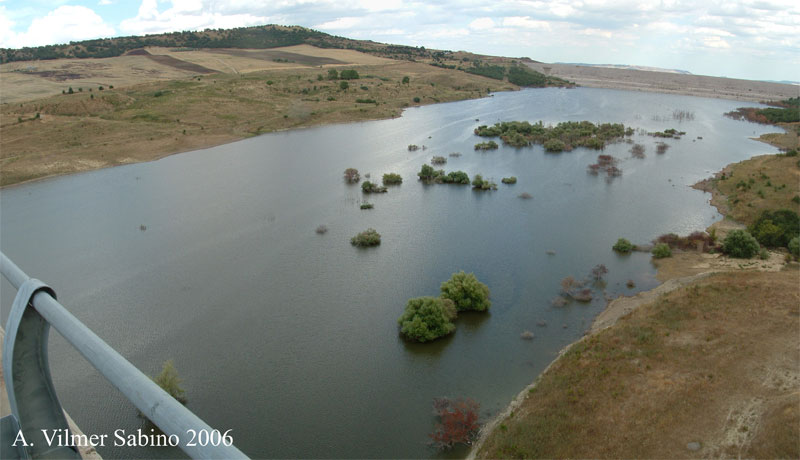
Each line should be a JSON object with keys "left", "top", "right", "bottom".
{"left": 344, "top": 168, "right": 360, "bottom": 183}
{"left": 153, "top": 360, "right": 187, "bottom": 405}
{"left": 398, "top": 296, "right": 456, "bottom": 342}
{"left": 429, "top": 398, "right": 480, "bottom": 450}
{"left": 440, "top": 271, "right": 491, "bottom": 312}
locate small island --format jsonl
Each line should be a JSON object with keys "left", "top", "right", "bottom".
{"left": 398, "top": 271, "right": 491, "bottom": 342}
{"left": 351, "top": 228, "right": 381, "bottom": 247}
{"left": 475, "top": 120, "right": 627, "bottom": 151}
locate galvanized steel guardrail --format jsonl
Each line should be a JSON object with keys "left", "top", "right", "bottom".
{"left": 1, "top": 251, "right": 248, "bottom": 459}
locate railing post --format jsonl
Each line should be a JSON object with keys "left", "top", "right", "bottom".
{"left": 1, "top": 252, "right": 249, "bottom": 459}
{"left": 3, "top": 278, "right": 81, "bottom": 459}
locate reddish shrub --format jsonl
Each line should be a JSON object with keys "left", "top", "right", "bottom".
{"left": 591, "top": 264, "right": 608, "bottom": 281}
{"left": 597, "top": 154, "right": 616, "bottom": 166}
{"left": 429, "top": 398, "right": 480, "bottom": 450}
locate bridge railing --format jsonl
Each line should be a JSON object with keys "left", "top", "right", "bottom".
{"left": 1, "top": 251, "right": 248, "bottom": 459}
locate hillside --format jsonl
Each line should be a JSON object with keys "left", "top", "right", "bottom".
{"left": 0, "top": 45, "right": 520, "bottom": 186}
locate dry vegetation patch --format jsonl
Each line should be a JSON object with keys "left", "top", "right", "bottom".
{"left": 694, "top": 154, "right": 800, "bottom": 226}
{"left": 1, "top": 56, "right": 514, "bottom": 187}
{"left": 476, "top": 270, "right": 800, "bottom": 459}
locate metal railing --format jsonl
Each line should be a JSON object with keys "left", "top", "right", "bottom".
{"left": 1, "top": 252, "right": 248, "bottom": 459}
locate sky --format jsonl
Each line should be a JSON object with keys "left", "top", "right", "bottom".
{"left": 0, "top": 0, "right": 798, "bottom": 82}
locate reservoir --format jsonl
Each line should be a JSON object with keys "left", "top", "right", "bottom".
{"left": 0, "top": 87, "right": 779, "bottom": 458}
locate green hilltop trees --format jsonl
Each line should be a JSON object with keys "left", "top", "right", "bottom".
{"left": 398, "top": 271, "right": 490, "bottom": 342}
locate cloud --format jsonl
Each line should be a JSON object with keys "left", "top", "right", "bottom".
{"left": 502, "top": 16, "right": 550, "bottom": 30}
{"left": 0, "top": 5, "right": 115, "bottom": 48}
{"left": 468, "top": 17, "right": 495, "bottom": 30}
{"left": 119, "top": 0, "right": 269, "bottom": 35}
{"left": 0, "top": 0, "right": 797, "bottom": 80}
{"left": 98, "top": 0, "right": 113, "bottom": 5}
{"left": 314, "top": 16, "right": 363, "bottom": 30}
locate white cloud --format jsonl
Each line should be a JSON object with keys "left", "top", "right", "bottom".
{"left": 468, "top": 17, "right": 495, "bottom": 30}
{"left": 0, "top": 0, "right": 797, "bottom": 80}
{"left": 702, "top": 36, "right": 731, "bottom": 48}
{"left": 549, "top": 3, "right": 575, "bottom": 17}
{"left": 119, "top": 0, "right": 268, "bottom": 35}
{"left": 314, "top": 16, "right": 363, "bottom": 30}
{"left": 502, "top": 16, "right": 550, "bottom": 30}
{"left": 0, "top": 5, "right": 115, "bottom": 48}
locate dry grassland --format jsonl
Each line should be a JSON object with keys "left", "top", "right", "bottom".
{"left": 694, "top": 153, "right": 800, "bottom": 226}
{"left": 1, "top": 49, "right": 514, "bottom": 186}
{"left": 477, "top": 269, "right": 799, "bottom": 459}
{"left": 147, "top": 44, "right": 393, "bottom": 74}
{"left": 1, "top": 55, "right": 202, "bottom": 104}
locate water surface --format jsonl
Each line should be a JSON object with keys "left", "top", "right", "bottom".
{"left": 0, "top": 87, "right": 779, "bottom": 458}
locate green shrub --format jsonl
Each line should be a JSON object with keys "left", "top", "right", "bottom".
{"left": 789, "top": 236, "right": 799, "bottom": 257}
{"left": 397, "top": 297, "right": 456, "bottom": 342}
{"left": 361, "top": 181, "right": 387, "bottom": 193}
{"left": 471, "top": 174, "right": 497, "bottom": 190}
{"left": 360, "top": 203, "right": 374, "bottom": 210}
{"left": 418, "top": 164, "right": 444, "bottom": 181}
{"left": 440, "top": 271, "right": 491, "bottom": 312}
{"left": 413, "top": 97, "right": 421, "bottom": 103}
{"left": 474, "top": 141, "right": 499, "bottom": 151}
{"left": 382, "top": 173, "right": 403, "bottom": 185}
{"left": 613, "top": 238, "right": 634, "bottom": 253}
{"left": 152, "top": 360, "right": 187, "bottom": 405}
{"left": 543, "top": 139, "right": 566, "bottom": 152}
{"left": 438, "top": 170, "right": 470, "bottom": 184}
{"left": 748, "top": 209, "right": 800, "bottom": 248}
{"left": 339, "top": 81, "right": 349, "bottom": 90}
{"left": 340, "top": 69, "right": 360, "bottom": 80}
{"left": 722, "top": 229, "right": 760, "bottom": 258}
{"left": 431, "top": 156, "right": 447, "bottom": 165}
{"left": 652, "top": 243, "right": 672, "bottom": 259}
{"left": 501, "top": 176, "right": 517, "bottom": 184}
{"left": 351, "top": 228, "right": 381, "bottom": 247}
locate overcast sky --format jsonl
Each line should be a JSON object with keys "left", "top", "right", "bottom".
{"left": 1, "top": 0, "right": 798, "bottom": 82}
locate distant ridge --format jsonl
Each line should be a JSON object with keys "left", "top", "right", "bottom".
{"left": 0, "top": 24, "right": 429, "bottom": 64}
{"left": 556, "top": 62, "right": 692, "bottom": 75}
{"left": 762, "top": 80, "right": 800, "bottom": 86}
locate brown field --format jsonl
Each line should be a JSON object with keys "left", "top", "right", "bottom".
{"left": 147, "top": 44, "right": 392, "bottom": 73}
{"left": 1, "top": 48, "right": 514, "bottom": 187}
{"left": 525, "top": 61, "right": 799, "bottom": 102}
{"left": 0, "top": 55, "right": 202, "bottom": 104}
{"left": 476, "top": 269, "right": 799, "bottom": 459}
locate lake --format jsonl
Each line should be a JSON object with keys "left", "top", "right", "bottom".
{"left": 0, "top": 87, "right": 779, "bottom": 458}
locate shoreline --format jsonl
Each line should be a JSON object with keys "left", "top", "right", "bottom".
{"left": 3, "top": 68, "right": 795, "bottom": 189}
{"left": 466, "top": 271, "right": 719, "bottom": 460}
{"left": 468, "top": 131, "right": 796, "bottom": 457}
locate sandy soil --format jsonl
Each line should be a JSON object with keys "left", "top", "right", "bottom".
{"left": 525, "top": 61, "right": 799, "bottom": 102}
